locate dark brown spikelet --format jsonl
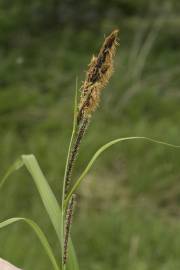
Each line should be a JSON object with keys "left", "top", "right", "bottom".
{"left": 77, "top": 29, "right": 119, "bottom": 124}
{"left": 63, "top": 194, "right": 76, "bottom": 265}
{"left": 65, "top": 117, "right": 89, "bottom": 195}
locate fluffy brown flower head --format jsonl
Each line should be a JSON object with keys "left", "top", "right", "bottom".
{"left": 78, "top": 29, "right": 119, "bottom": 123}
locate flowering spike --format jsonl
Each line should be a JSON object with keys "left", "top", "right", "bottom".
{"left": 78, "top": 29, "right": 119, "bottom": 123}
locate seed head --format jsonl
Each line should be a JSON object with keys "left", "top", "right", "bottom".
{"left": 65, "top": 118, "right": 89, "bottom": 195}
{"left": 78, "top": 29, "right": 119, "bottom": 123}
{"left": 63, "top": 194, "right": 76, "bottom": 265}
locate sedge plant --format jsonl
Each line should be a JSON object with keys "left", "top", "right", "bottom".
{"left": 0, "top": 30, "right": 180, "bottom": 270}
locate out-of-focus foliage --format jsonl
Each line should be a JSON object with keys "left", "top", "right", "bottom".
{"left": 1, "top": 0, "right": 180, "bottom": 39}
{"left": 0, "top": 0, "right": 180, "bottom": 269}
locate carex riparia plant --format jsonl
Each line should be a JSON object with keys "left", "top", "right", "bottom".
{"left": 0, "top": 29, "right": 180, "bottom": 270}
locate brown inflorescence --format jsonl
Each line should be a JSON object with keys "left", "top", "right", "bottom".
{"left": 65, "top": 118, "right": 89, "bottom": 195}
{"left": 78, "top": 29, "right": 119, "bottom": 124}
{"left": 64, "top": 29, "right": 119, "bottom": 198}
{"left": 63, "top": 194, "right": 76, "bottom": 266}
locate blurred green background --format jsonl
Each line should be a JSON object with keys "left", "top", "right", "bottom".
{"left": 0, "top": 0, "right": 180, "bottom": 269}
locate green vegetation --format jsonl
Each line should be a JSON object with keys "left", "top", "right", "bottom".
{"left": 0, "top": 1, "right": 180, "bottom": 269}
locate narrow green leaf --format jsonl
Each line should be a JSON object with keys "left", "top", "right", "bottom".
{"left": 22, "top": 155, "right": 61, "bottom": 240}
{"left": 73, "top": 77, "right": 78, "bottom": 131}
{"left": 0, "top": 217, "right": 60, "bottom": 270}
{"left": 0, "top": 159, "right": 23, "bottom": 189}
{"left": 0, "top": 155, "right": 79, "bottom": 270}
{"left": 21, "top": 155, "right": 79, "bottom": 270}
{"left": 65, "top": 136, "right": 180, "bottom": 206}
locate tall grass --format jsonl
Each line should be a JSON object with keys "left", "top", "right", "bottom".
{"left": 0, "top": 30, "right": 180, "bottom": 270}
